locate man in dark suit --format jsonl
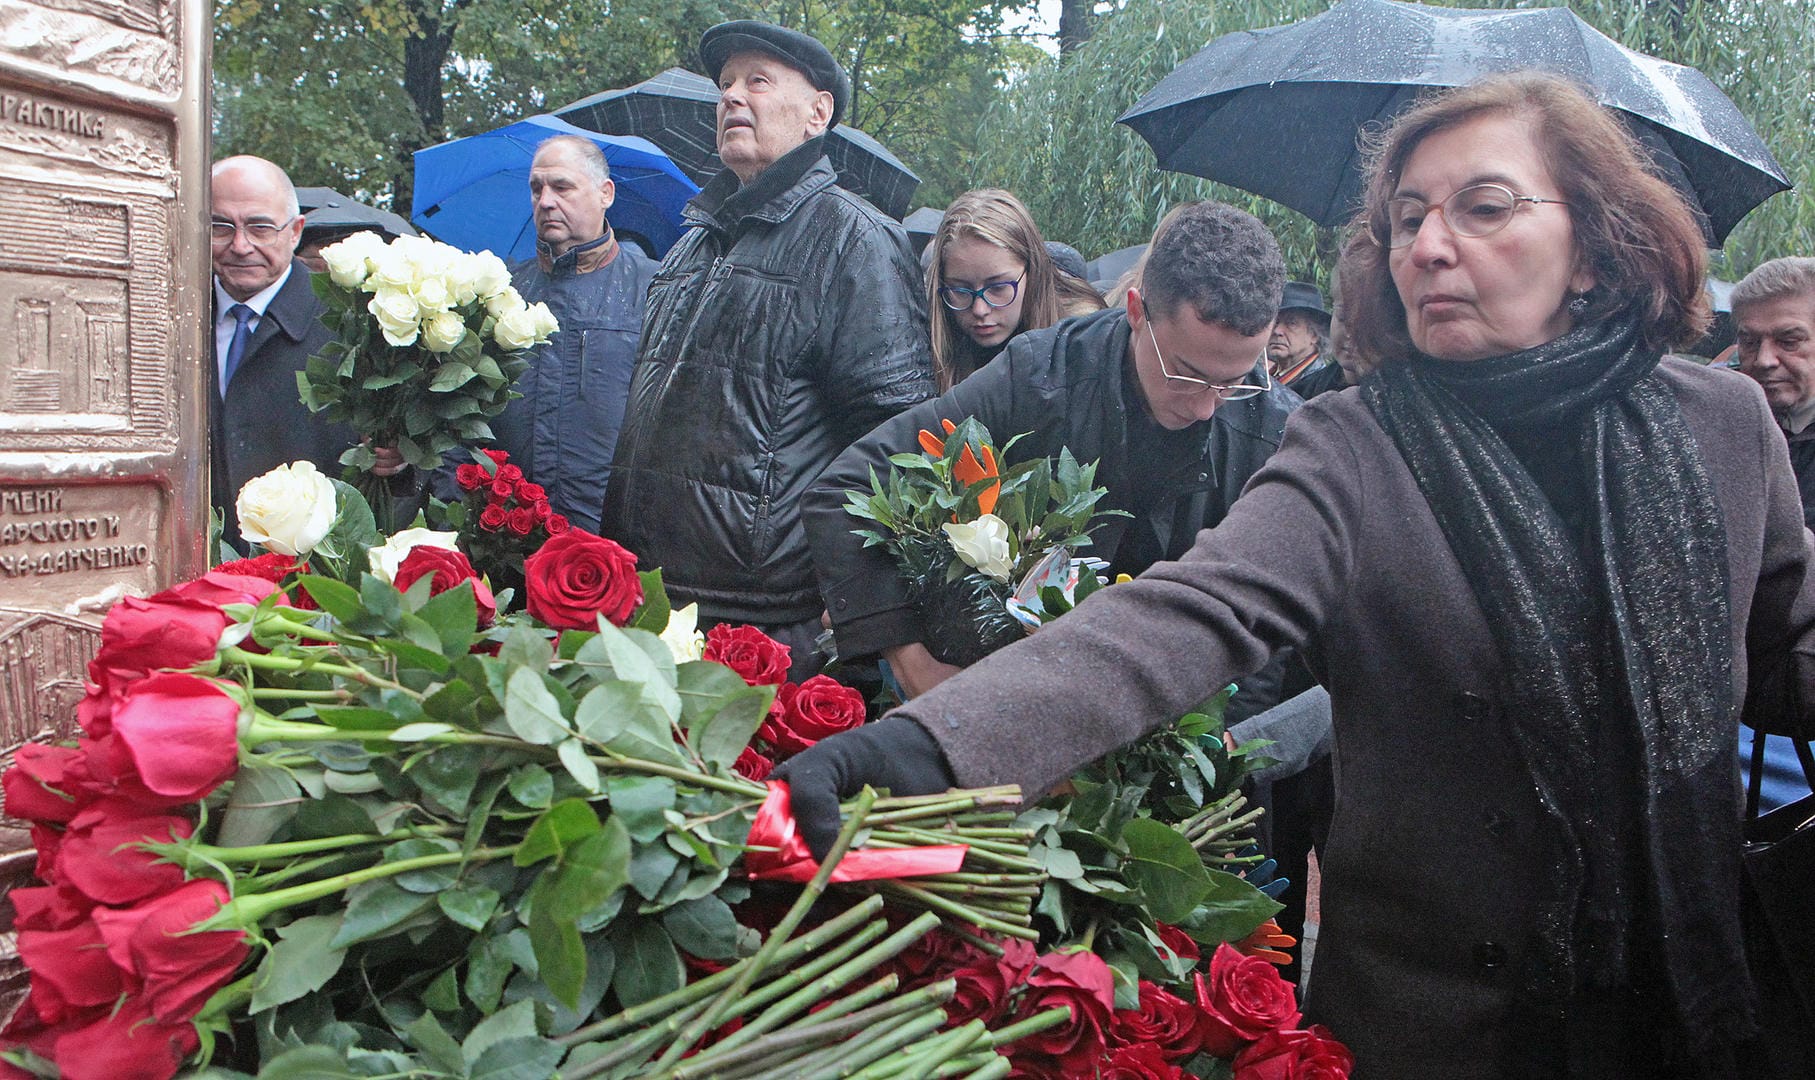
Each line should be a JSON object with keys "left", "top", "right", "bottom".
{"left": 209, "top": 156, "right": 353, "bottom": 547}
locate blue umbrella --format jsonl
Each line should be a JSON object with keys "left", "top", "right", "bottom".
{"left": 411, "top": 114, "right": 699, "bottom": 262}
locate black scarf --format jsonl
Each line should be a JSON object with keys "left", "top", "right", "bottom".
{"left": 1361, "top": 313, "right": 1758, "bottom": 1066}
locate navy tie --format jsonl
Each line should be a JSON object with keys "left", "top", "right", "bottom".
{"left": 222, "top": 303, "right": 254, "bottom": 393}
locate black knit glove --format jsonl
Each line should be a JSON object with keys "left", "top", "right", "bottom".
{"left": 771, "top": 716, "right": 956, "bottom": 860}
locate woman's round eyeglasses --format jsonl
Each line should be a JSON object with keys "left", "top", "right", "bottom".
{"left": 938, "top": 270, "right": 1025, "bottom": 311}
{"left": 1380, "top": 183, "right": 1567, "bottom": 249}
{"left": 1145, "top": 320, "right": 1272, "bottom": 401}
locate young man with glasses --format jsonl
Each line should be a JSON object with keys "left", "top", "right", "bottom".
{"left": 804, "top": 201, "right": 1300, "bottom": 699}
{"left": 209, "top": 155, "right": 355, "bottom": 546}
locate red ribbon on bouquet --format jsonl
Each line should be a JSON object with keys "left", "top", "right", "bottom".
{"left": 744, "top": 781, "right": 969, "bottom": 883}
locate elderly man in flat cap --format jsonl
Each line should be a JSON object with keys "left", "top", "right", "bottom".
{"left": 602, "top": 21, "right": 934, "bottom": 680}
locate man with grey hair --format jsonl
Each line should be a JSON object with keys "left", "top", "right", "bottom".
{"left": 603, "top": 21, "right": 933, "bottom": 679}
{"left": 482, "top": 134, "right": 656, "bottom": 533}
{"left": 209, "top": 155, "right": 353, "bottom": 545}
{"left": 1733, "top": 256, "right": 1815, "bottom": 529}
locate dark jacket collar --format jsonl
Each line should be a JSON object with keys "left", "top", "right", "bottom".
{"left": 258, "top": 259, "right": 323, "bottom": 343}
{"left": 536, "top": 228, "right": 619, "bottom": 275}
{"left": 688, "top": 135, "right": 834, "bottom": 233}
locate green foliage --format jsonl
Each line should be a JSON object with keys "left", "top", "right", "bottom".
{"left": 977, "top": 0, "right": 1815, "bottom": 285}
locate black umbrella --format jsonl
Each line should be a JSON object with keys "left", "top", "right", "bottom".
{"left": 554, "top": 67, "right": 921, "bottom": 221}
{"left": 1117, "top": 0, "right": 1790, "bottom": 245}
{"left": 1087, "top": 243, "right": 1147, "bottom": 291}
{"left": 902, "top": 206, "right": 944, "bottom": 255}
{"left": 295, "top": 187, "right": 417, "bottom": 240}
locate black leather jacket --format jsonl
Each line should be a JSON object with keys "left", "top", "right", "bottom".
{"left": 602, "top": 138, "right": 935, "bottom": 624}
{"left": 802, "top": 306, "right": 1302, "bottom": 658}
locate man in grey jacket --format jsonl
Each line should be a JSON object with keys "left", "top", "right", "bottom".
{"left": 602, "top": 21, "right": 934, "bottom": 679}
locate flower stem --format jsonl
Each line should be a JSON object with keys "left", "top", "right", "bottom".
{"left": 193, "top": 845, "right": 514, "bottom": 930}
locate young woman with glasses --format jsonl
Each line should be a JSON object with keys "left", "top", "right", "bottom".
{"left": 924, "top": 189, "right": 1066, "bottom": 390}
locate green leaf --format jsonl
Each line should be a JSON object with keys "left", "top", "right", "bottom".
{"left": 1120, "top": 818, "right": 1215, "bottom": 924}
{"left": 384, "top": 837, "right": 463, "bottom": 893}
{"left": 546, "top": 817, "right": 631, "bottom": 921}
{"left": 410, "top": 744, "right": 482, "bottom": 815}
{"left": 290, "top": 792, "right": 375, "bottom": 840}
{"left": 693, "top": 685, "right": 774, "bottom": 772}
{"left": 331, "top": 878, "right": 436, "bottom": 948}
{"left": 499, "top": 621, "right": 554, "bottom": 672}
{"left": 403, "top": 1012, "right": 466, "bottom": 1074}
{"left": 527, "top": 876, "right": 587, "bottom": 1011}
{"left": 606, "top": 918, "right": 684, "bottom": 1008}
{"left": 417, "top": 582, "right": 479, "bottom": 655}
{"left": 251, "top": 1045, "right": 361, "bottom": 1079}
{"left": 321, "top": 480, "right": 380, "bottom": 583}
{"left": 573, "top": 681, "right": 637, "bottom": 743}
{"left": 514, "top": 798, "right": 602, "bottom": 866}
{"left": 250, "top": 915, "right": 346, "bottom": 1012}
{"left": 1178, "top": 868, "right": 1285, "bottom": 947}
{"left": 582, "top": 621, "right": 681, "bottom": 723}
{"left": 297, "top": 574, "right": 363, "bottom": 624}
{"left": 675, "top": 660, "right": 752, "bottom": 730}
{"left": 360, "top": 573, "right": 403, "bottom": 625}
{"left": 428, "top": 362, "right": 478, "bottom": 391}
{"left": 438, "top": 883, "right": 501, "bottom": 932}
{"left": 469, "top": 1037, "right": 566, "bottom": 1080}
{"left": 605, "top": 774, "right": 676, "bottom": 844}
{"left": 502, "top": 932, "right": 616, "bottom": 1037}
{"left": 627, "top": 840, "right": 680, "bottom": 901}
{"left": 217, "top": 765, "right": 302, "bottom": 849}
{"left": 504, "top": 667, "right": 569, "bottom": 745}
{"left": 558, "top": 738, "right": 602, "bottom": 793}
{"left": 424, "top": 966, "right": 461, "bottom": 1012}
{"left": 626, "top": 568, "right": 670, "bottom": 632}
{"left": 660, "top": 895, "right": 740, "bottom": 960}
{"left": 508, "top": 764, "right": 554, "bottom": 809}
{"left": 461, "top": 999, "right": 539, "bottom": 1066}
{"left": 311, "top": 705, "right": 404, "bottom": 732}
{"left": 465, "top": 935, "right": 514, "bottom": 1014}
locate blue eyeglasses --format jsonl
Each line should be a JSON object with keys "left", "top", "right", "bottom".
{"left": 938, "top": 270, "right": 1026, "bottom": 311}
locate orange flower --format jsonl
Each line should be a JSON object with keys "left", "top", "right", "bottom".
{"left": 917, "top": 419, "right": 999, "bottom": 516}
{"left": 1233, "top": 919, "right": 1297, "bottom": 966}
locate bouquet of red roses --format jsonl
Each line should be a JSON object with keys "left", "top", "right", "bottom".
{"left": 448, "top": 448, "right": 570, "bottom": 591}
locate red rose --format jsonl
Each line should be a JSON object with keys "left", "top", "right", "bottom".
{"left": 394, "top": 546, "right": 497, "bottom": 626}
{"left": 1109, "top": 980, "right": 1203, "bottom": 1060}
{"left": 83, "top": 595, "right": 231, "bottom": 735}
{"left": 491, "top": 477, "right": 516, "bottom": 501}
{"left": 524, "top": 530, "right": 643, "bottom": 629}
{"left": 479, "top": 503, "right": 509, "bottom": 532}
{"left": 3, "top": 744, "right": 85, "bottom": 824}
{"left": 1232, "top": 1025, "right": 1354, "bottom": 1080}
{"left": 764, "top": 676, "right": 865, "bottom": 756}
{"left": 212, "top": 552, "right": 303, "bottom": 585}
{"left": 41, "top": 998, "right": 198, "bottom": 1080}
{"left": 9, "top": 884, "right": 94, "bottom": 932}
{"left": 106, "top": 673, "right": 241, "bottom": 801}
{"left": 533, "top": 499, "right": 553, "bottom": 522}
{"left": 516, "top": 480, "right": 546, "bottom": 503}
{"left": 1196, "top": 943, "right": 1302, "bottom": 1057}
{"left": 455, "top": 462, "right": 489, "bottom": 490}
{"left": 495, "top": 464, "right": 524, "bottom": 484}
{"left": 733, "top": 746, "right": 773, "bottom": 781}
{"left": 1155, "top": 922, "right": 1201, "bottom": 966}
{"left": 703, "top": 624, "right": 791, "bottom": 687}
{"left": 1100, "top": 1042, "right": 1187, "bottom": 1080}
{"left": 885, "top": 924, "right": 984, "bottom": 992}
{"left": 946, "top": 954, "right": 1014, "bottom": 1026}
{"left": 54, "top": 804, "right": 192, "bottom": 905}
{"left": 168, "top": 570, "right": 282, "bottom": 609}
{"left": 93, "top": 879, "right": 247, "bottom": 1020}
{"left": 16, "top": 922, "right": 125, "bottom": 1019}
{"left": 1009, "top": 948, "right": 1116, "bottom": 1074}
{"left": 481, "top": 448, "right": 509, "bottom": 465}
{"left": 546, "top": 513, "right": 571, "bottom": 535}
{"left": 507, "top": 506, "right": 538, "bottom": 536}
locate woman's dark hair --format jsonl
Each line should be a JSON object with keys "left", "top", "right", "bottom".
{"left": 1343, "top": 72, "right": 1711, "bottom": 362}
{"left": 926, "top": 189, "right": 1062, "bottom": 390}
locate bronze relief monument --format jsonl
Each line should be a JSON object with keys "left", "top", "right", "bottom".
{"left": 0, "top": 0, "right": 210, "bottom": 998}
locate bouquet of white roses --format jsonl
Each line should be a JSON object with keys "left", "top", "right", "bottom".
{"left": 298, "top": 233, "right": 558, "bottom": 529}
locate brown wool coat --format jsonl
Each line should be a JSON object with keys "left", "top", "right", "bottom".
{"left": 894, "top": 359, "right": 1815, "bottom": 1078}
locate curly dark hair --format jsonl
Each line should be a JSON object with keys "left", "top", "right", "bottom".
{"left": 1342, "top": 72, "right": 1710, "bottom": 362}
{"left": 1140, "top": 201, "right": 1284, "bottom": 336}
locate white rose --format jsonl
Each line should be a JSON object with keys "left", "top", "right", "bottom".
{"left": 493, "top": 305, "right": 541, "bottom": 351}
{"left": 410, "top": 274, "right": 453, "bottom": 313}
{"left": 527, "top": 301, "right": 559, "bottom": 342}
{"left": 366, "top": 245, "right": 418, "bottom": 292}
{"left": 420, "top": 310, "right": 467, "bottom": 353}
{"left": 660, "top": 603, "right": 705, "bottom": 664}
{"left": 485, "top": 285, "right": 525, "bottom": 319}
{"left": 321, "top": 235, "right": 378, "bottom": 287}
{"left": 368, "top": 288, "right": 422, "bottom": 347}
{"left": 470, "top": 252, "right": 512, "bottom": 300}
{"left": 366, "top": 528, "right": 460, "bottom": 584}
{"left": 236, "top": 461, "right": 337, "bottom": 557}
{"left": 444, "top": 254, "right": 485, "bottom": 306}
{"left": 943, "top": 514, "right": 1015, "bottom": 582}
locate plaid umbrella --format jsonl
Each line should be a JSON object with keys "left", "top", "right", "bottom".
{"left": 555, "top": 67, "right": 920, "bottom": 221}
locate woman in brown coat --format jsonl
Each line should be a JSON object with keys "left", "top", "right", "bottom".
{"left": 778, "top": 74, "right": 1815, "bottom": 1077}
